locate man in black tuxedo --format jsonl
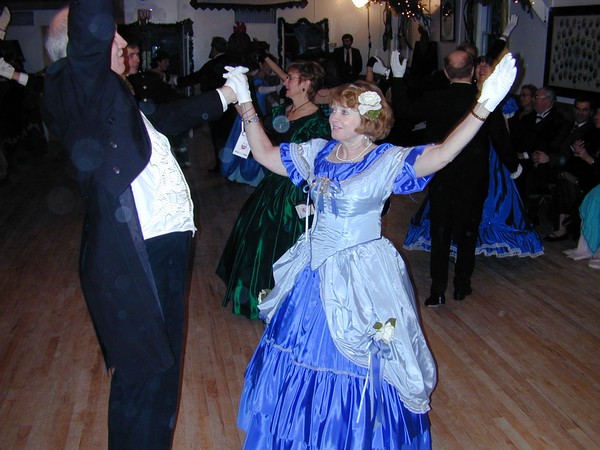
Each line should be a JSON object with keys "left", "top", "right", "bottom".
{"left": 539, "top": 95, "right": 595, "bottom": 240}
{"left": 525, "top": 87, "right": 571, "bottom": 225}
{"left": 42, "top": 1, "right": 241, "bottom": 448}
{"left": 333, "top": 33, "right": 363, "bottom": 83}
{"left": 560, "top": 96, "right": 595, "bottom": 155}
{"left": 393, "top": 50, "right": 520, "bottom": 306}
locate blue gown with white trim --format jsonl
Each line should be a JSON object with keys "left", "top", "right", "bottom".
{"left": 238, "top": 139, "right": 435, "bottom": 449}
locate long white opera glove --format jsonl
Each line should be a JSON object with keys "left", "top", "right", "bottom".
{"left": 390, "top": 50, "right": 407, "bottom": 78}
{"left": 478, "top": 53, "right": 517, "bottom": 112}
{"left": 223, "top": 66, "right": 251, "bottom": 104}
{"left": 0, "top": 57, "right": 15, "bottom": 80}
{"left": 0, "top": 7, "right": 10, "bottom": 40}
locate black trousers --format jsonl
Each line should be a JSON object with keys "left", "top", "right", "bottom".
{"left": 429, "top": 178, "right": 487, "bottom": 295}
{"left": 108, "top": 231, "right": 191, "bottom": 450}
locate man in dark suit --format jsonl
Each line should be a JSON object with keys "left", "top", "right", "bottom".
{"left": 525, "top": 86, "right": 571, "bottom": 226}
{"left": 393, "top": 50, "right": 520, "bottom": 306}
{"left": 333, "top": 33, "right": 363, "bottom": 83}
{"left": 540, "top": 95, "right": 595, "bottom": 240}
{"left": 42, "top": 1, "right": 240, "bottom": 448}
{"left": 560, "top": 96, "right": 595, "bottom": 155}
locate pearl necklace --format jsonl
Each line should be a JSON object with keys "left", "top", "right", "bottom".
{"left": 335, "top": 140, "right": 373, "bottom": 162}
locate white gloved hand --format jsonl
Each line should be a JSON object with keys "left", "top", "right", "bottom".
{"left": 223, "top": 66, "right": 251, "bottom": 104}
{"left": 0, "top": 7, "right": 11, "bottom": 40}
{"left": 502, "top": 14, "right": 518, "bottom": 38}
{"left": 0, "top": 57, "right": 15, "bottom": 80}
{"left": 478, "top": 53, "right": 517, "bottom": 112}
{"left": 390, "top": 50, "right": 407, "bottom": 78}
{"left": 371, "top": 57, "right": 390, "bottom": 78}
{"left": 510, "top": 163, "right": 523, "bottom": 179}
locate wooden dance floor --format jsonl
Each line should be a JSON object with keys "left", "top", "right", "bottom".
{"left": 1, "top": 125, "right": 598, "bottom": 449}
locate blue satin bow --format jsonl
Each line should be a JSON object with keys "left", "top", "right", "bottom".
{"left": 312, "top": 177, "right": 341, "bottom": 216}
{"left": 357, "top": 339, "right": 393, "bottom": 431}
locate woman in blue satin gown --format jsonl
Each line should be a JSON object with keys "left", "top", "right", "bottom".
{"left": 223, "top": 54, "right": 517, "bottom": 449}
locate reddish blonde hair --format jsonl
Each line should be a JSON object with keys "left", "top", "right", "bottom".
{"left": 330, "top": 81, "right": 394, "bottom": 140}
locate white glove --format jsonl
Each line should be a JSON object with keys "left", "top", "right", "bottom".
{"left": 223, "top": 66, "right": 251, "bottom": 104}
{"left": 16, "top": 72, "right": 29, "bottom": 86}
{"left": 510, "top": 163, "right": 522, "bottom": 179}
{"left": 371, "top": 57, "right": 390, "bottom": 78}
{"left": 478, "top": 53, "right": 517, "bottom": 112}
{"left": 0, "top": 7, "right": 10, "bottom": 40}
{"left": 390, "top": 50, "right": 407, "bottom": 78}
{"left": 0, "top": 57, "right": 15, "bottom": 80}
{"left": 502, "top": 14, "right": 518, "bottom": 39}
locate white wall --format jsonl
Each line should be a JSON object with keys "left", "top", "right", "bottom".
{"left": 5, "top": 0, "right": 599, "bottom": 103}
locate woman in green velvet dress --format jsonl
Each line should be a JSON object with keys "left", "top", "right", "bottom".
{"left": 217, "top": 60, "right": 331, "bottom": 318}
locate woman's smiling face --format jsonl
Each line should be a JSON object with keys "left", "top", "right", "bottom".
{"left": 329, "top": 102, "right": 362, "bottom": 142}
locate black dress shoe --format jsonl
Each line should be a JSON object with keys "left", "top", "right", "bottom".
{"left": 425, "top": 294, "right": 446, "bottom": 307}
{"left": 453, "top": 287, "right": 472, "bottom": 301}
{"left": 544, "top": 233, "right": 568, "bottom": 242}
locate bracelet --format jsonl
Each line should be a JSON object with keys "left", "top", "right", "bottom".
{"left": 242, "top": 113, "right": 259, "bottom": 125}
{"left": 241, "top": 108, "right": 256, "bottom": 119}
{"left": 470, "top": 110, "right": 487, "bottom": 122}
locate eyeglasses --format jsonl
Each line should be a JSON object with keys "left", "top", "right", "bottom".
{"left": 286, "top": 75, "right": 300, "bottom": 81}
{"left": 534, "top": 95, "right": 549, "bottom": 100}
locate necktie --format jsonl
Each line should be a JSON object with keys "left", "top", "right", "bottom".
{"left": 536, "top": 114, "right": 544, "bottom": 124}
{"left": 346, "top": 49, "right": 350, "bottom": 66}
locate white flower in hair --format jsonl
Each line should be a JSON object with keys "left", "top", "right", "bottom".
{"left": 357, "top": 91, "right": 382, "bottom": 120}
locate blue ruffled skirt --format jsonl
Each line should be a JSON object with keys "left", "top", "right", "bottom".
{"left": 238, "top": 267, "right": 431, "bottom": 450}
{"left": 404, "top": 146, "right": 544, "bottom": 258}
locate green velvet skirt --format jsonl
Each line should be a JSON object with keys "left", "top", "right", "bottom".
{"left": 216, "top": 171, "right": 307, "bottom": 318}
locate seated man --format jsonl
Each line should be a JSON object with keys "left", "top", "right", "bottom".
{"left": 525, "top": 86, "right": 571, "bottom": 224}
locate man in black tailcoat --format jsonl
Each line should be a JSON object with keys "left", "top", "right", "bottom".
{"left": 42, "top": 1, "right": 240, "bottom": 448}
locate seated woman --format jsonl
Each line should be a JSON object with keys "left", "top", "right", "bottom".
{"left": 222, "top": 54, "right": 517, "bottom": 448}
{"left": 564, "top": 183, "right": 600, "bottom": 268}
{"left": 217, "top": 60, "right": 331, "bottom": 319}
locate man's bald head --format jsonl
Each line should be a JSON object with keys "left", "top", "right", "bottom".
{"left": 443, "top": 50, "right": 474, "bottom": 82}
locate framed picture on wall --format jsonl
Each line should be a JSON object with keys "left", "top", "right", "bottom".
{"left": 440, "top": 0, "right": 456, "bottom": 42}
{"left": 544, "top": 5, "right": 600, "bottom": 97}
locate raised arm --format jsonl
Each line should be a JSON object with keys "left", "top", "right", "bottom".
{"left": 223, "top": 67, "right": 287, "bottom": 175}
{"left": 263, "top": 55, "right": 287, "bottom": 83}
{"left": 413, "top": 53, "right": 517, "bottom": 177}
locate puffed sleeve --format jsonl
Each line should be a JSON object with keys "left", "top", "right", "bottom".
{"left": 280, "top": 138, "right": 330, "bottom": 185}
{"left": 392, "top": 145, "right": 433, "bottom": 194}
